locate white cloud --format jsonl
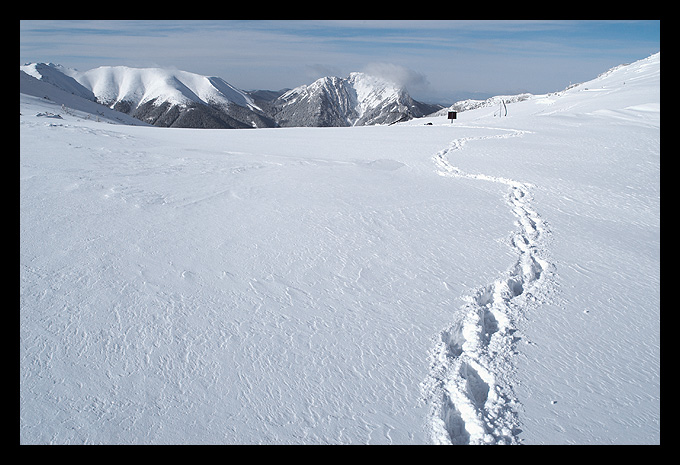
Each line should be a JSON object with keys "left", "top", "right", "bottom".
{"left": 361, "top": 63, "right": 431, "bottom": 92}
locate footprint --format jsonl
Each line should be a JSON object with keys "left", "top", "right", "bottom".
{"left": 440, "top": 395, "right": 470, "bottom": 445}
{"left": 506, "top": 276, "right": 524, "bottom": 297}
{"left": 461, "top": 362, "right": 490, "bottom": 407}
{"left": 425, "top": 128, "right": 552, "bottom": 445}
{"left": 441, "top": 323, "right": 465, "bottom": 357}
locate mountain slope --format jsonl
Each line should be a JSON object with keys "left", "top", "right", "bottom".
{"left": 21, "top": 64, "right": 278, "bottom": 129}
{"left": 271, "top": 72, "right": 441, "bottom": 127}
{"left": 20, "top": 63, "right": 96, "bottom": 102}
{"left": 77, "top": 66, "right": 277, "bottom": 129}
{"left": 19, "top": 68, "right": 150, "bottom": 126}
{"left": 434, "top": 93, "right": 533, "bottom": 116}
{"left": 408, "top": 52, "right": 659, "bottom": 445}
{"left": 20, "top": 63, "right": 441, "bottom": 129}
{"left": 73, "top": 66, "right": 258, "bottom": 111}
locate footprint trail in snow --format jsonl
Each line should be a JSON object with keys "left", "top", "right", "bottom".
{"left": 421, "top": 128, "right": 555, "bottom": 445}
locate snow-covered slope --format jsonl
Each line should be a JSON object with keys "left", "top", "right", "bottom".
{"left": 21, "top": 63, "right": 96, "bottom": 101}
{"left": 410, "top": 52, "right": 660, "bottom": 445}
{"left": 21, "top": 63, "right": 439, "bottom": 129}
{"left": 274, "top": 75, "right": 358, "bottom": 126}
{"left": 272, "top": 72, "right": 440, "bottom": 127}
{"left": 20, "top": 67, "right": 150, "bottom": 126}
{"left": 21, "top": 63, "right": 277, "bottom": 129}
{"left": 20, "top": 53, "right": 659, "bottom": 445}
{"left": 73, "top": 66, "right": 259, "bottom": 111}
{"left": 434, "top": 93, "right": 533, "bottom": 116}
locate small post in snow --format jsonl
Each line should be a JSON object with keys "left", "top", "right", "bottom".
{"left": 448, "top": 111, "right": 457, "bottom": 124}
{"left": 494, "top": 99, "right": 507, "bottom": 118}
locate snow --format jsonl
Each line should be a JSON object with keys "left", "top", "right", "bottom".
{"left": 50, "top": 65, "right": 259, "bottom": 110}
{"left": 435, "top": 93, "right": 533, "bottom": 115}
{"left": 20, "top": 53, "right": 660, "bottom": 444}
{"left": 20, "top": 63, "right": 95, "bottom": 102}
{"left": 347, "top": 72, "right": 407, "bottom": 124}
{"left": 349, "top": 72, "right": 401, "bottom": 105}
{"left": 277, "top": 72, "right": 411, "bottom": 127}
{"left": 19, "top": 70, "right": 150, "bottom": 127}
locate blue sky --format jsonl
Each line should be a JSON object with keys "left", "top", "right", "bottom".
{"left": 19, "top": 20, "right": 660, "bottom": 103}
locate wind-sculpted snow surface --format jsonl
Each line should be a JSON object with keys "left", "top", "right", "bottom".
{"left": 422, "top": 128, "right": 555, "bottom": 444}
{"left": 20, "top": 100, "right": 513, "bottom": 444}
{"left": 20, "top": 53, "right": 659, "bottom": 444}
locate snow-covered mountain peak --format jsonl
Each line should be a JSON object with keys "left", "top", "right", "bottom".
{"left": 21, "top": 63, "right": 262, "bottom": 112}
{"left": 21, "top": 62, "right": 78, "bottom": 78}
{"left": 348, "top": 72, "right": 407, "bottom": 114}
{"left": 348, "top": 72, "right": 402, "bottom": 97}
{"left": 20, "top": 62, "right": 95, "bottom": 101}
{"left": 20, "top": 63, "right": 274, "bottom": 128}
{"left": 273, "top": 71, "right": 434, "bottom": 127}
{"left": 279, "top": 75, "right": 347, "bottom": 102}
{"left": 73, "top": 66, "right": 258, "bottom": 110}
{"left": 20, "top": 62, "right": 439, "bottom": 129}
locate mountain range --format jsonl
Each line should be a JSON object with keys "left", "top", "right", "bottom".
{"left": 20, "top": 63, "right": 442, "bottom": 129}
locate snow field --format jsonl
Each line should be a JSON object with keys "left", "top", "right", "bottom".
{"left": 20, "top": 112, "right": 517, "bottom": 443}
{"left": 421, "top": 125, "right": 555, "bottom": 444}
{"left": 419, "top": 53, "right": 659, "bottom": 444}
{"left": 20, "top": 53, "right": 659, "bottom": 444}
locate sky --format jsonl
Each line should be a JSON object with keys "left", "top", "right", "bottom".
{"left": 19, "top": 20, "right": 660, "bottom": 104}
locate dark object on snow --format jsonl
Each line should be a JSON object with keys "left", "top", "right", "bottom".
{"left": 36, "top": 112, "right": 62, "bottom": 119}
